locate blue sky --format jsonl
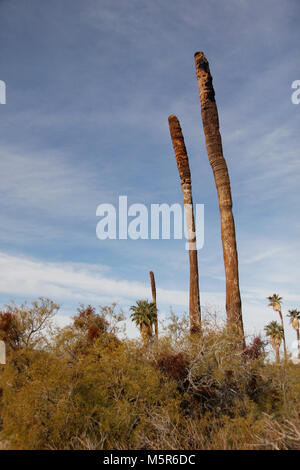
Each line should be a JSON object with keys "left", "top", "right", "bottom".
{"left": 0, "top": 0, "right": 299, "bottom": 352}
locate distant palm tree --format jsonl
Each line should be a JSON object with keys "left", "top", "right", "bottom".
{"left": 130, "top": 300, "right": 156, "bottom": 346}
{"left": 267, "top": 294, "right": 287, "bottom": 361}
{"left": 264, "top": 321, "right": 284, "bottom": 364}
{"left": 287, "top": 309, "right": 300, "bottom": 359}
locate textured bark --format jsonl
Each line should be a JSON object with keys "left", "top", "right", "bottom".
{"left": 194, "top": 51, "right": 244, "bottom": 340}
{"left": 292, "top": 317, "right": 299, "bottom": 331}
{"left": 168, "top": 114, "right": 201, "bottom": 334}
{"left": 149, "top": 271, "right": 158, "bottom": 338}
{"left": 271, "top": 302, "right": 287, "bottom": 360}
{"left": 291, "top": 316, "right": 299, "bottom": 358}
{"left": 271, "top": 337, "right": 281, "bottom": 364}
{"left": 277, "top": 310, "right": 287, "bottom": 361}
{"left": 275, "top": 346, "right": 280, "bottom": 364}
{"left": 140, "top": 324, "right": 152, "bottom": 347}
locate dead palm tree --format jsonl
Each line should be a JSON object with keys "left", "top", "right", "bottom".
{"left": 130, "top": 300, "right": 156, "bottom": 346}
{"left": 194, "top": 52, "right": 244, "bottom": 342}
{"left": 287, "top": 309, "right": 300, "bottom": 359}
{"left": 264, "top": 321, "right": 284, "bottom": 364}
{"left": 168, "top": 114, "right": 201, "bottom": 334}
{"left": 267, "top": 294, "right": 287, "bottom": 360}
{"left": 149, "top": 271, "right": 158, "bottom": 339}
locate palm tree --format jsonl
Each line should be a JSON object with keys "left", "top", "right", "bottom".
{"left": 130, "top": 300, "right": 156, "bottom": 346}
{"left": 194, "top": 52, "right": 244, "bottom": 343}
{"left": 267, "top": 294, "right": 287, "bottom": 360}
{"left": 149, "top": 271, "right": 158, "bottom": 339}
{"left": 168, "top": 114, "right": 201, "bottom": 334}
{"left": 264, "top": 321, "right": 284, "bottom": 364}
{"left": 287, "top": 309, "right": 300, "bottom": 359}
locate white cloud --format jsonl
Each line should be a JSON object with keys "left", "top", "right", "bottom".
{"left": 0, "top": 250, "right": 227, "bottom": 315}
{"left": 0, "top": 250, "right": 299, "bottom": 347}
{"left": 0, "top": 251, "right": 189, "bottom": 306}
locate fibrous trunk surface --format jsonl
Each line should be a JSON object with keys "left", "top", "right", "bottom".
{"left": 194, "top": 51, "right": 244, "bottom": 339}
{"left": 168, "top": 114, "right": 201, "bottom": 334}
{"left": 149, "top": 270, "right": 158, "bottom": 338}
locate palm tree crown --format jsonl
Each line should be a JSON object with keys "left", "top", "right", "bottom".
{"left": 267, "top": 294, "right": 282, "bottom": 312}
{"left": 264, "top": 320, "right": 284, "bottom": 363}
{"left": 130, "top": 300, "right": 157, "bottom": 328}
{"left": 264, "top": 321, "right": 283, "bottom": 342}
{"left": 287, "top": 309, "right": 300, "bottom": 330}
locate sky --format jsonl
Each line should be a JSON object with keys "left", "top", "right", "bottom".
{"left": 0, "top": 0, "right": 299, "bottom": 354}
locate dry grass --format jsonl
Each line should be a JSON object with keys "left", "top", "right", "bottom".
{"left": 1, "top": 303, "right": 300, "bottom": 450}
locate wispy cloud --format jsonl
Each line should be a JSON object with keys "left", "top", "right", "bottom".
{"left": 0, "top": 249, "right": 299, "bottom": 346}
{"left": 0, "top": 250, "right": 228, "bottom": 308}
{"left": 0, "top": 145, "right": 114, "bottom": 217}
{"left": 0, "top": 251, "right": 185, "bottom": 306}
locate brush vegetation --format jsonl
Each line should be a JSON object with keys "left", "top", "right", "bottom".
{"left": 0, "top": 298, "right": 300, "bottom": 450}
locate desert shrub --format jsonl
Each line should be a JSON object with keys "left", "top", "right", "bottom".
{"left": 73, "top": 305, "right": 108, "bottom": 333}
{"left": 53, "top": 303, "right": 122, "bottom": 360}
{"left": 242, "top": 336, "right": 267, "bottom": 361}
{"left": 0, "top": 312, "right": 13, "bottom": 334}
{"left": 157, "top": 352, "right": 190, "bottom": 382}
{"left": 1, "top": 300, "right": 300, "bottom": 450}
{"left": 0, "top": 298, "right": 58, "bottom": 350}
{"left": 0, "top": 341, "right": 179, "bottom": 449}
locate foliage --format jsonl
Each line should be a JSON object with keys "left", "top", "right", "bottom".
{"left": 267, "top": 294, "right": 282, "bottom": 311}
{"left": 264, "top": 321, "right": 284, "bottom": 340}
{"left": 287, "top": 309, "right": 300, "bottom": 330}
{"left": 130, "top": 300, "right": 156, "bottom": 329}
{"left": 0, "top": 300, "right": 300, "bottom": 450}
{"left": 130, "top": 300, "right": 157, "bottom": 346}
{"left": 0, "top": 298, "right": 58, "bottom": 350}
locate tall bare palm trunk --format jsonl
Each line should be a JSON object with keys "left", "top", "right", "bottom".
{"left": 194, "top": 51, "right": 244, "bottom": 340}
{"left": 149, "top": 270, "right": 158, "bottom": 338}
{"left": 168, "top": 114, "right": 201, "bottom": 334}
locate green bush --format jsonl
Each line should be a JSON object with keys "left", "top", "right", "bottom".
{"left": 0, "top": 300, "right": 300, "bottom": 450}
